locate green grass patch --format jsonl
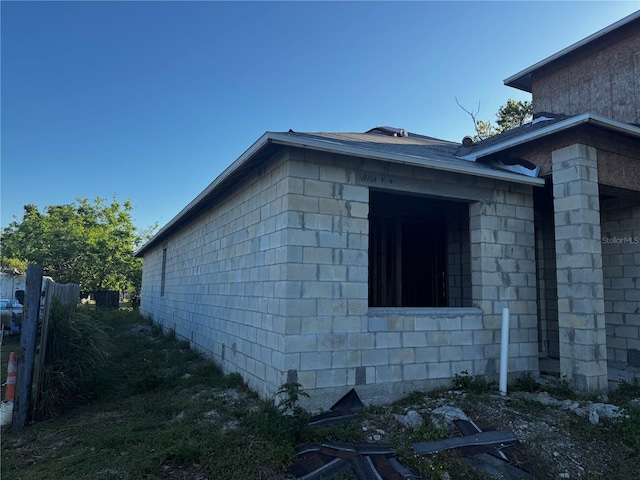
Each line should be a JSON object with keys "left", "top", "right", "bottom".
{"left": 0, "top": 308, "right": 296, "bottom": 479}
{"left": 310, "top": 419, "right": 364, "bottom": 444}
{"left": 3, "top": 308, "right": 639, "bottom": 479}
{"left": 453, "top": 370, "right": 496, "bottom": 397}
{"left": 511, "top": 373, "right": 541, "bottom": 393}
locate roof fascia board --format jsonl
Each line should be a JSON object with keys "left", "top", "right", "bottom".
{"left": 135, "top": 132, "right": 274, "bottom": 256}
{"left": 460, "top": 113, "right": 640, "bottom": 162}
{"left": 267, "top": 132, "right": 544, "bottom": 186}
{"left": 504, "top": 10, "right": 640, "bottom": 91}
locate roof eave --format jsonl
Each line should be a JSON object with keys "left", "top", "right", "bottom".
{"left": 135, "top": 132, "right": 274, "bottom": 256}
{"left": 459, "top": 113, "right": 640, "bottom": 162}
{"left": 267, "top": 132, "right": 544, "bottom": 186}
{"left": 504, "top": 10, "right": 640, "bottom": 92}
{"left": 136, "top": 131, "right": 546, "bottom": 256}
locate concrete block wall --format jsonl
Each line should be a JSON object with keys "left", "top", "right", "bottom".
{"left": 281, "top": 150, "right": 369, "bottom": 408}
{"left": 142, "top": 145, "right": 542, "bottom": 407}
{"left": 601, "top": 197, "right": 640, "bottom": 366}
{"left": 283, "top": 149, "right": 539, "bottom": 407}
{"left": 534, "top": 199, "right": 560, "bottom": 358}
{"left": 469, "top": 183, "right": 540, "bottom": 378}
{"left": 279, "top": 148, "right": 371, "bottom": 401}
{"left": 552, "top": 144, "right": 608, "bottom": 390}
{"left": 140, "top": 151, "right": 293, "bottom": 398}
{"left": 447, "top": 207, "right": 472, "bottom": 307}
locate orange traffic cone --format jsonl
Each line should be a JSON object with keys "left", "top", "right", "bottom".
{"left": 4, "top": 352, "right": 16, "bottom": 402}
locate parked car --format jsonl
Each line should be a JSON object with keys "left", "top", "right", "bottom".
{"left": 0, "top": 298, "right": 23, "bottom": 330}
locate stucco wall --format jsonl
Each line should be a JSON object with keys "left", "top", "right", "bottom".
{"left": 141, "top": 146, "right": 539, "bottom": 407}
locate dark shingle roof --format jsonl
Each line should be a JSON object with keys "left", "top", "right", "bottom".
{"left": 136, "top": 127, "right": 545, "bottom": 256}
{"left": 455, "top": 115, "right": 569, "bottom": 157}
{"left": 287, "top": 129, "right": 461, "bottom": 162}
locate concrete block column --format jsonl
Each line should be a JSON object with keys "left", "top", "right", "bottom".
{"left": 552, "top": 144, "right": 608, "bottom": 391}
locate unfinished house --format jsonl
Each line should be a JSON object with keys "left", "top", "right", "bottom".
{"left": 137, "top": 12, "right": 640, "bottom": 406}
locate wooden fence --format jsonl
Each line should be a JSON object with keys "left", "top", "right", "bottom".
{"left": 34, "top": 278, "right": 82, "bottom": 413}
{"left": 11, "top": 266, "right": 81, "bottom": 432}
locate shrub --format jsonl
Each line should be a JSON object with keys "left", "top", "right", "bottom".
{"left": 453, "top": 370, "right": 495, "bottom": 395}
{"left": 615, "top": 405, "right": 640, "bottom": 452}
{"left": 513, "top": 373, "right": 540, "bottom": 392}
{"left": 609, "top": 378, "right": 640, "bottom": 405}
{"left": 35, "top": 300, "right": 113, "bottom": 418}
{"left": 245, "top": 383, "right": 311, "bottom": 446}
{"left": 275, "top": 382, "right": 309, "bottom": 417}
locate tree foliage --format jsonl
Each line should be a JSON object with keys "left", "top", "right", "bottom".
{"left": 457, "top": 98, "right": 533, "bottom": 141}
{"left": 496, "top": 99, "right": 533, "bottom": 132}
{"left": 1, "top": 197, "right": 154, "bottom": 293}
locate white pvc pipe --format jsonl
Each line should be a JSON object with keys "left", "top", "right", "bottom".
{"left": 499, "top": 308, "right": 510, "bottom": 396}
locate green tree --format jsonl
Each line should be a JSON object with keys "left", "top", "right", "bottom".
{"left": 1, "top": 197, "right": 154, "bottom": 293}
{"left": 0, "top": 257, "right": 28, "bottom": 272}
{"left": 457, "top": 98, "right": 533, "bottom": 141}
{"left": 495, "top": 99, "right": 533, "bottom": 133}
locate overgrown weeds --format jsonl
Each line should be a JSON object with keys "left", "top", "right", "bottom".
{"left": 3, "top": 308, "right": 639, "bottom": 479}
{"left": 246, "top": 382, "right": 312, "bottom": 449}
{"left": 512, "top": 372, "right": 540, "bottom": 392}
{"left": 1, "top": 308, "right": 299, "bottom": 479}
{"left": 453, "top": 370, "right": 495, "bottom": 396}
{"left": 35, "top": 300, "right": 113, "bottom": 418}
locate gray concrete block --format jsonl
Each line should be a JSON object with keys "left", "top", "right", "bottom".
{"left": 402, "top": 331, "right": 428, "bottom": 348}
{"left": 376, "top": 331, "right": 402, "bottom": 348}
{"left": 403, "top": 363, "right": 427, "bottom": 381}
{"left": 362, "top": 348, "right": 389, "bottom": 366}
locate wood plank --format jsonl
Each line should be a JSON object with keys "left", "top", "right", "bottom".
{"left": 12, "top": 264, "right": 43, "bottom": 432}
{"left": 412, "top": 430, "right": 517, "bottom": 455}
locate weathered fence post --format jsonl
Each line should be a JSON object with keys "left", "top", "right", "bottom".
{"left": 12, "top": 264, "right": 43, "bottom": 432}
{"left": 32, "top": 280, "right": 80, "bottom": 416}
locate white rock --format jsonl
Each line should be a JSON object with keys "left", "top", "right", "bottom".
{"left": 431, "top": 406, "right": 469, "bottom": 427}
{"left": 399, "top": 410, "right": 424, "bottom": 430}
{"left": 561, "top": 399, "right": 580, "bottom": 411}
{"left": 536, "top": 392, "right": 563, "bottom": 406}
{"left": 585, "top": 402, "right": 624, "bottom": 421}
{"left": 573, "top": 407, "right": 587, "bottom": 419}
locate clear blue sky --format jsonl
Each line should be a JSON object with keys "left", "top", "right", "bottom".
{"left": 2, "top": 1, "right": 638, "bottom": 233}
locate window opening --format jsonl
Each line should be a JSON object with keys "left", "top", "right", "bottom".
{"left": 161, "top": 248, "right": 167, "bottom": 297}
{"left": 368, "top": 190, "right": 469, "bottom": 307}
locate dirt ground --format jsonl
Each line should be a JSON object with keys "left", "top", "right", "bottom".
{"left": 2, "top": 322, "right": 638, "bottom": 479}
{"left": 355, "top": 386, "right": 639, "bottom": 479}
